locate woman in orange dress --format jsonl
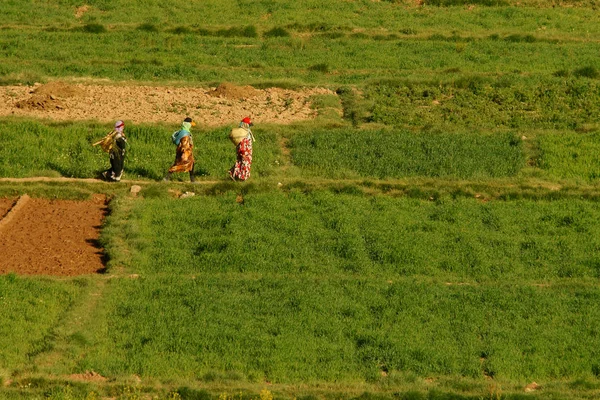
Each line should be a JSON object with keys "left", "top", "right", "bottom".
{"left": 164, "top": 117, "right": 196, "bottom": 182}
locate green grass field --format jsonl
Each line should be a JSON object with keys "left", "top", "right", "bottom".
{"left": 1, "top": 1, "right": 600, "bottom": 86}
{"left": 2, "top": 28, "right": 599, "bottom": 86}
{"left": 79, "top": 275, "right": 600, "bottom": 383}
{"left": 100, "top": 193, "right": 600, "bottom": 280}
{"left": 1, "top": 0, "right": 600, "bottom": 399}
{"left": 3, "top": 192, "right": 600, "bottom": 399}
{"left": 0, "top": 120, "right": 280, "bottom": 180}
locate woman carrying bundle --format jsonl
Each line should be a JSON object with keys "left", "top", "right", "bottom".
{"left": 228, "top": 116, "right": 255, "bottom": 181}
{"left": 93, "top": 120, "right": 127, "bottom": 182}
{"left": 164, "top": 117, "right": 196, "bottom": 182}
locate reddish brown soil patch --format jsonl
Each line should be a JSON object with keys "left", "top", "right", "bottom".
{"left": 0, "top": 198, "right": 16, "bottom": 218}
{"left": 0, "top": 195, "right": 107, "bottom": 276}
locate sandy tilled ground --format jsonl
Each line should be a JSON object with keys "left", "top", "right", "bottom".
{"left": 0, "top": 81, "right": 335, "bottom": 126}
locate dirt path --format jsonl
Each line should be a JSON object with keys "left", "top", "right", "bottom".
{"left": 0, "top": 176, "right": 221, "bottom": 185}
{"left": 31, "top": 276, "right": 110, "bottom": 379}
{"left": 0, "top": 177, "right": 113, "bottom": 184}
{"left": 0, "top": 81, "right": 334, "bottom": 126}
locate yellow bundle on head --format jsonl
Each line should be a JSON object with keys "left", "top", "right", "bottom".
{"left": 229, "top": 127, "right": 248, "bottom": 146}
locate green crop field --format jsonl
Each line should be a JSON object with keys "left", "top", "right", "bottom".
{"left": 1, "top": 0, "right": 600, "bottom": 399}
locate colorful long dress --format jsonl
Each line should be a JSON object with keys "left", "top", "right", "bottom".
{"left": 169, "top": 135, "right": 194, "bottom": 173}
{"left": 229, "top": 136, "right": 253, "bottom": 181}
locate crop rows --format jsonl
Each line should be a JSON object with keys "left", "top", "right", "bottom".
{"left": 1, "top": 0, "right": 600, "bottom": 398}
{"left": 2, "top": 29, "right": 600, "bottom": 86}
{"left": 2, "top": 119, "right": 600, "bottom": 183}
{"left": 3, "top": 193, "right": 600, "bottom": 389}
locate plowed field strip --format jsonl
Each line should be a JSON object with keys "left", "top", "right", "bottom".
{"left": 0, "top": 197, "right": 17, "bottom": 219}
{"left": 0, "top": 82, "right": 332, "bottom": 126}
{"left": 0, "top": 194, "right": 29, "bottom": 232}
{"left": 0, "top": 196, "right": 108, "bottom": 276}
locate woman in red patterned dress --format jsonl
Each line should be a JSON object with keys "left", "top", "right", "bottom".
{"left": 229, "top": 117, "right": 255, "bottom": 181}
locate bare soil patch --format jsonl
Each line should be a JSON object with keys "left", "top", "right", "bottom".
{"left": 14, "top": 81, "right": 87, "bottom": 111}
{"left": 68, "top": 370, "right": 107, "bottom": 382}
{"left": 1, "top": 81, "right": 334, "bottom": 126}
{"left": 15, "top": 94, "right": 64, "bottom": 111}
{"left": 33, "top": 81, "right": 87, "bottom": 98}
{"left": 0, "top": 195, "right": 107, "bottom": 276}
{"left": 208, "top": 82, "right": 260, "bottom": 100}
{"left": 75, "top": 5, "right": 90, "bottom": 19}
{"left": 0, "top": 198, "right": 16, "bottom": 218}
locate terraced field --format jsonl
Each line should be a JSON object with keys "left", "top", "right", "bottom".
{"left": 1, "top": 1, "right": 600, "bottom": 399}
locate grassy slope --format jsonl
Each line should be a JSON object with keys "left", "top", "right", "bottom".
{"left": 87, "top": 274, "right": 600, "bottom": 382}
{"left": 0, "top": 120, "right": 280, "bottom": 180}
{"left": 2, "top": 1, "right": 599, "bottom": 36}
{"left": 0, "top": 275, "right": 84, "bottom": 375}
{"left": 1, "top": 2, "right": 599, "bottom": 85}
{"left": 3, "top": 190, "right": 600, "bottom": 400}
{"left": 3, "top": 119, "right": 600, "bottom": 184}
{"left": 1, "top": 30, "right": 599, "bottom": 85}
{"left": 0, "top": 120, "right": 525, "bottom": 180}
{"left": 115, "top": 192, "right": 600, "bottom": 283}
{"left": 1, "top": 1, "right": 600, "bottom": 399}
{"left": 4, "top": 191, "right": 600, "bottom": 400}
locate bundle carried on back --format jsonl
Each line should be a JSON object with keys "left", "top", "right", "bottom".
{"left": 229, "top": 127, "right": 249, "bottom": 146}
{"left": 229, "top": 116, "right": 255, "bottom": 146}
{"left": 93, "top": 130, "right": 118, "bottom": 153}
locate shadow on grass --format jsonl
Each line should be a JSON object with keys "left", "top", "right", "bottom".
{"left": 126, "top": 166, "right": 164, "bottom": 181}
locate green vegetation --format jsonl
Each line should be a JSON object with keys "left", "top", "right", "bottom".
{"left": 0, "top": 120, "right": 523, "bottom": 181}
{"left": 290, "top": 129, "right": 524, "bottom": 179}
{"left": 263, "top": 27, "right": 291, "bottom": 38}
{"left": 0, "top": 120, "right": 279, "bottom": 181}
{"left": 2, "top": 0, "right": 600, "bottom": 399}
{"left": 3, "top": 119, "right": 600, "bottom": 184}
{"left": 2, "top": 29, "right": 600, "bottom": 85}
{"left": 3, "top": 190, "right": 600, "bottom": 400}
{"left": 363, "top": 77, "right": 600, "bottom": 130}
{"left": 1, "top": 1, "right": 600, "bottom": 86}
{"left": 0, "top": 274, "right": 83, "bottom": 371}
{"left": 111, "top": 193, "right": 600, "bottom": 282}
{"left": 85, "top": 275, "right": 600, "bottom": 382}
{"left": 80, "top": 23, "right": 107, "bottom": 34}
{"left": 538, "top": 131, "right": 600, "bottom": 182}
